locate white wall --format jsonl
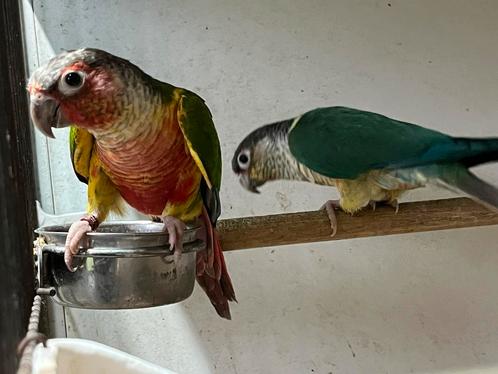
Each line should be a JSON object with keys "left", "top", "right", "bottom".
{"left": 22, "top": 0, "right": 498, "bottom": 373}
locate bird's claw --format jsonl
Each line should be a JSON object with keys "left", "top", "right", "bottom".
{"left": 320, "top": 199, "right": 340, "bottom": 237}
{"left": 64, "top": 220, "right": 92, "bottom": 272}
{"left": 389, "top": 199, "right": 400, "bottom": 214}
{"left": 161, "top": 216, "right": 186, "bottom": 259}
{"left": 369, "top": 201, "right": 376, "bottom": 211}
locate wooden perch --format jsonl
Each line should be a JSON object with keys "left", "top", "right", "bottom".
{"left": 218, "top": 198, "right": 498, "bottom": 251}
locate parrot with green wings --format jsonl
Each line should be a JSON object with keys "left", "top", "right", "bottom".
{"left": 232, "top": 106, "right": 498, "bottom": 234}
{"left": 28, "top": 48, "right": 235, "bottom": 319}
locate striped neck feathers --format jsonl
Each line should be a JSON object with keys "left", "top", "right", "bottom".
{"left": 87, "top": 77, "right": 175, "bottom": 151}
{"left": 250, "top": 119, "right": 307, "bottom": 182}
{"left": 252, "top": 118, "right": 336, "bottom": 186}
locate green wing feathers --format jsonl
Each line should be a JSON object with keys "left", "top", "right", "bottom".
{"left": 177, "top": 91, "right": 222, "bottom": 189}
{"left": 177, "top": 91, "right": 222, "bottom": 222}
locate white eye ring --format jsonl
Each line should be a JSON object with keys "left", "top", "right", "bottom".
{"left": 58, "top": 71, "right": 85, "bottom": 95}
{"left": 238, "top": 151, "right": 250, "bottom": 170}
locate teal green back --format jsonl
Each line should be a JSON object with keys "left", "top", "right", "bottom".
{"left": 288, "top": 107, "right": 452, "bottom": 179}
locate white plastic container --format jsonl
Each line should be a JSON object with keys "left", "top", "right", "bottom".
{"left": 32, "top": 338, "right": 176, "bottom": 374}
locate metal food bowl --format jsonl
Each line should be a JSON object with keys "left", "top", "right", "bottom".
{"left": 34, "top": 221, "right": 205, "bottom": 309}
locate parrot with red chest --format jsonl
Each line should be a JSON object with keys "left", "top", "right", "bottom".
{"left": 28, "top": 48, "right": 236, "bottom": 319}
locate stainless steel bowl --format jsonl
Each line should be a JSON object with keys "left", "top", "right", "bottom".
{"left": 34, "top": 221, "right": 205, "bottom": 309}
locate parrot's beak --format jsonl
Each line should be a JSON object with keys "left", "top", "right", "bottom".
{"left": 239, "top": 173, "right": 261, "bottom": 194}
{"left": 29, "top": 94, "right": 69, "bottom": 139}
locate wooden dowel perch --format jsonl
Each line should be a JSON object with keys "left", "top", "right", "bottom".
{"left": 218, "top": 198, "right": 498, "bottom": 251}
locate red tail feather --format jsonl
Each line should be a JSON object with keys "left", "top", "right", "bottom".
{"left": 196, "top": 208, "right": 236, "bottom": 319}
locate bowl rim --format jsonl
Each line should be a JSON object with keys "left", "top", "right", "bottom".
{"left": 35, "top": 220, "right": 201, "bottom": 237}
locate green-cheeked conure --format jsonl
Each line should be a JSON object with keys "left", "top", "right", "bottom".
{"left": 232, "top": 106, "right": 498, "bottom": 234}
{"left": 28, "top": 48, "right": 235, "bottom": 319}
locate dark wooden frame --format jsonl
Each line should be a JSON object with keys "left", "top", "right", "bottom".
{"left": 0, "top": 1, "right": 37, "bottom": 373}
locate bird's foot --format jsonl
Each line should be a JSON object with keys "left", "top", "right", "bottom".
{"left": 320, "top": 199, "right": 340, "bottom": 237}
{"left": 64, "top": 216, "right": 98, "bottom": 271}
{"left": 388, "top": 199, "right": 400, "bottom": 214}
{"left": 369, "top": 199, "right": 399, "bottom": 214}
{"left": 161, "top": 216, "right": 186, "bottom": 256}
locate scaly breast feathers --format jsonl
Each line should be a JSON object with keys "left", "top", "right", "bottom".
{"left": 96, "top": 118, "right": 203, "bottom": 219}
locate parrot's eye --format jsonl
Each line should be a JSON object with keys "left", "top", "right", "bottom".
{"left": 65, "top": 72, "right": 82, "bottom": 86}
{"left": 238, "top": 151, "right": 250, "bottom": 170}
{"left": 59, "top": 71, "right": 85, "bottom": 95}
